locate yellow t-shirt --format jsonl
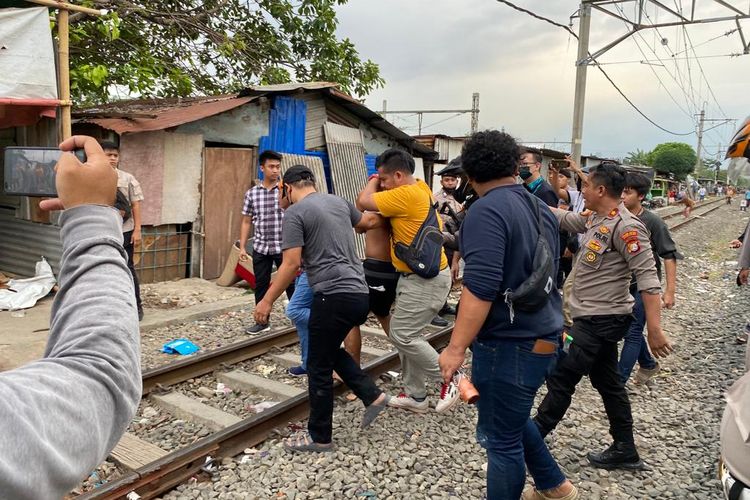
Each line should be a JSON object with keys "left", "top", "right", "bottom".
{"left": 372, "top": 179, "right": 448, "bottom": 273}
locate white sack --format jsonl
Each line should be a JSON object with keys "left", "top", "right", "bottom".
{"left": 0, "top": 258, "right": 56, "bottom": 310}
{"left": 0, "top": 7, "right": 58, "bottom": 100}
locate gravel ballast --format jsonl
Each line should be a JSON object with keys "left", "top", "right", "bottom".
{"left": 145, "top": 204, "right": 750, "bottom": 499}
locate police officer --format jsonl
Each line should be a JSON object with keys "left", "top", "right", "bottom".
{"left": 533, "top": 162, "right": 674, "bottom": 470}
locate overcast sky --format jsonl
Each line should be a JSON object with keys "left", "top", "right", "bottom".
{"left": 335, "top": 0, "right": 749, "bottom": 161}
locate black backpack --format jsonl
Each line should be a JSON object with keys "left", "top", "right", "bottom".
{"left": 503, "top": 191, "right": 556, "bottom": 322}
{"left": 394, "top": 194, "right": 445, "bottom": 279}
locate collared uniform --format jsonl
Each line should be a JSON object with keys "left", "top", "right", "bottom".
{"left": 556, "top": 203, "right": 661, "bottom": 318}
{"left": 535, "top": 203, "right": 661, "bottom": 448}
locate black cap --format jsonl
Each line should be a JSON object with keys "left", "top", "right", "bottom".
{"left": 435, "top": 156, "right": 463, "bottom": 177}
{"left": 282, "top": 165, "right": 315, "bottom": 184}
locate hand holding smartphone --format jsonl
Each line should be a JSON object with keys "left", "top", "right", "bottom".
{"left": 3, "top": 146, "right": 87, "bottom": 197}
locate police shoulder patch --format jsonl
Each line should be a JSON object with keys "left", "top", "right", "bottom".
{"left": 627, "top": 240, "right": 641, "bottom": 254}
{"left": 599, "top": 225, "right": 610, "bottom": 234}
{"left": 584, "top": 251, "right": 597, "bottom": 262}
{"left": 620, "top": 230, "right": 638, "bottom": 242}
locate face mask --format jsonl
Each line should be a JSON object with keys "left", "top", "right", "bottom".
{"left": 443, "top": 187, "right": 456, "bottom": 195}
{"left": 519, "top": 167, "right": 532, "bottom": 180}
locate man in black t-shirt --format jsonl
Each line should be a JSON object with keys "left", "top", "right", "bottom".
{"left": 619, "top": 172, "right": 682, "bottom": 384}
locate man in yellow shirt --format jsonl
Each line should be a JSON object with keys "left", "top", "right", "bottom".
{"left": 357, "top": 149, "right": 459, "bottom": 414}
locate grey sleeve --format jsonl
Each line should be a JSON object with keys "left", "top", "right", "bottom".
{"left": 0, "top": 205, "right": 141, "bottom": 499}
{"left": 282, "top": 208, "right": 305, "bottom": 250}
{"left": 348, "top": 200, "right": 363, "bottom": 227}
{"left": 552, "top": 207, "right": 588, "bottom": 234}
{"left": 740, "top": 223, "right": 750, "bottom": 269}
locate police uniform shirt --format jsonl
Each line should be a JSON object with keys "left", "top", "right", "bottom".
{"left": 553, "top": 202, "right": 661, "bottom": 319}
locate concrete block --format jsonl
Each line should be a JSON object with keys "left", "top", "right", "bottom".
{"left": 218, "top": 370, "right": 304, "bottom": 400}
{"left": 151, "top": 392, "right": 241, "bottom": 431}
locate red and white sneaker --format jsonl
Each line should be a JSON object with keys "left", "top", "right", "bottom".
{"left": 386, "top": 392, "right": 429, "bottom": 414}
{"left": 435, "top": 380, "right": 460, "bottom": 413}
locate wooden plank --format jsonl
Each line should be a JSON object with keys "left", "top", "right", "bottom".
{"left": 110, "top": 432, "right": 169, "bottom": 470}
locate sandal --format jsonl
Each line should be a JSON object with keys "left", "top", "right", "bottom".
{"left": 283, "top": 432, "right": 334, "bottom": 453}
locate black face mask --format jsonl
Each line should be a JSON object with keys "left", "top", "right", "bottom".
{"left": 519, "top": 167, "right": 532, "bottom": 180}
{"left": 442, "top": 187, "right": 456, "bottom": 195}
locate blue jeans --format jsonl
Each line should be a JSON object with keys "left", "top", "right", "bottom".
{"left": 472, "top": 337, "right": 566, "bottom": 499}
{"left": 618, "top": 291, "right": 657, "bottom": 383}
{"left": 285, "top": 273, "right": 313, "bottom": 370}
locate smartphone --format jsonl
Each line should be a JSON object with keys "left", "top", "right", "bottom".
{"left": 550, "top": 159, "right": 568, "bottom": 170}
{"left": 3, "top": 147, "right": 86, "bottom": 197}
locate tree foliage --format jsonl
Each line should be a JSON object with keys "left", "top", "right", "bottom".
{"left": 623, "top": 148, "right": 650, "bottom": 166}
{"left": 646, "top": 142, "right": 697, "bottom": 180}
{"left": 65, "top": 0, "right": 384, "bottom": 104}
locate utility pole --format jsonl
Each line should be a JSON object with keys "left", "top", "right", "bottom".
{"left": 695, "top": 109, "right": 705, "bottom": 172}
{"left": 571, "top": 3, "right": 592, "bottom": 166}
{"left": 379, "top": 93, "right": 480, "bottom": 135}
{"left": 565, "top": 0, "right": 749, "bottom": 166}
{"left": 471, "top": 92, "right": 480, "bottom": 134}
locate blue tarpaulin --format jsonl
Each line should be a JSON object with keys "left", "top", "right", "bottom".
{"left": 257, "top": 96, "right": 371, "bottom": 193}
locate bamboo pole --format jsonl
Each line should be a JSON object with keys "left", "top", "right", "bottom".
{"left": 25, "top": 0, "right": 101, "bottom": 16}
{"left": 57, "top": 7, "right": 71, "bottom": 140}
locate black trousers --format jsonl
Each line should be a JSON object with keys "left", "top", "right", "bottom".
{"left": 535, "top": 314, "right": 635, "bottom": 443}
{"left": 307, "top": 292, "right": 382, "bottom": 444}
{"left": 252, "top": 250, "right": 294, "bottom": 307}
{"left": 122, "top": 231, "right": 142, "bottom": 310}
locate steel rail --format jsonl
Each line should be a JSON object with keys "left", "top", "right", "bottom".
{"left": 659, "top": 197, "right": 725, "bottom": 221}
{"left": 668, "top": 202, "right": 724, "bottom": 230}
{"left": 141, "top": 327, "right": 299, "bottom": 395}
{"left": 80, "top": 326, "right": 453, "bottom": 500}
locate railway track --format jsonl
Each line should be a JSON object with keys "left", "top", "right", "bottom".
{"left": 76, "top": 324, "right": 453, "bottom": 500}
{"left": 664, "top": 197, "right": 725, "bottom": 231}
{"left": 72, "top": 198, "right": 726, "bottom": 499}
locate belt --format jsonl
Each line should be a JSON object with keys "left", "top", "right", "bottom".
{"left": 400, "top": 267, "right": 450, "bottom": 278}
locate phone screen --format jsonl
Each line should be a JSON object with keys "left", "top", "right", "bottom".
{"left": 3, "top": 147, "right": 86, "bottom": 197}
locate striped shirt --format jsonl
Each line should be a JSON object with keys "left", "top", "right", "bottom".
{"left": 242, "top": 184, "right": 283, "bottom": 255}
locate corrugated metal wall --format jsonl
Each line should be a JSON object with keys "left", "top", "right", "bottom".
{"left": 323, "top": 123, "right": 368, "bottom": 258}
{"left": 0, "top": 211, "right": 61, "bottom": 277}
{"left": 279, "top": 154, "right": 327, "bottom": 194}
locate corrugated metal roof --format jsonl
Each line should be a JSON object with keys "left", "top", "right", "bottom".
{"left": 325, "top": 89, "right": 436, "bottom": 158}
{"left": 75, "top": 95, "right": 258, "bottom": 134}
{"left": 324, "top": 123, "right": 368, "bottom": 258}
{"left": 0, "top": 212, "right": 61, "bottom": 278}
{"left": 74, "top": 82, "right": 438, "bottom": 158}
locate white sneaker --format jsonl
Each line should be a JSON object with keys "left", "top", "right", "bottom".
{"left": 387, "top": 392, "right": 429, "bottom": 413}
{"left": 435, "top": 380, "right": 460, "bottom": 413}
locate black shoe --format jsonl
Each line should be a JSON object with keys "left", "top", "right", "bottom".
{"left": 245, "top": 323, "right": 271, "bottom": 335}
{"left": 138, "top": 308, "right": 144, "bottom": 322}
{"left": 430, "top": 315, "right": 450, "bottom": 327}
{"left": 587, "top": 441, "right": 645, "bottom": 470}
{"left": 439, "top": 303, "right": 457, "bottom": 316}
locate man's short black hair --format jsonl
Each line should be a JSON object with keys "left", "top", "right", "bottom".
{"left": 375, "top": 149, "right": 415, "bottom": 174}
{"left": 259, "top": 150, "right": 282, "bottom": 165}
{"left": 100, "top": 141, "right": 119, "bottom": 151}
{"left": 461, "top": 130, "right": 521, "bottom": 183}
{"left": 559, "top": 168, "right": 572, "bottom": 179}
{"left": 589, "top": 162, "right": 627, "bottom": 198}
{"left": 521, "top": 149, "right": 543, "bottom": 164}
{"left": 625, "top": 172, "right": 652, "bottom": 198}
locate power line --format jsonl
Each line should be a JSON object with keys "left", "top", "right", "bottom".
{"left": 612, "top": 3, "right": 695, "bottom": 119}
{"left": 495, "top": 0, "right": 695, "bottom": 136}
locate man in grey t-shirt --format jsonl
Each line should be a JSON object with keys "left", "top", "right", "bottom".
{"left": 254, "top": 165, "right": 390, "bottom": 452}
